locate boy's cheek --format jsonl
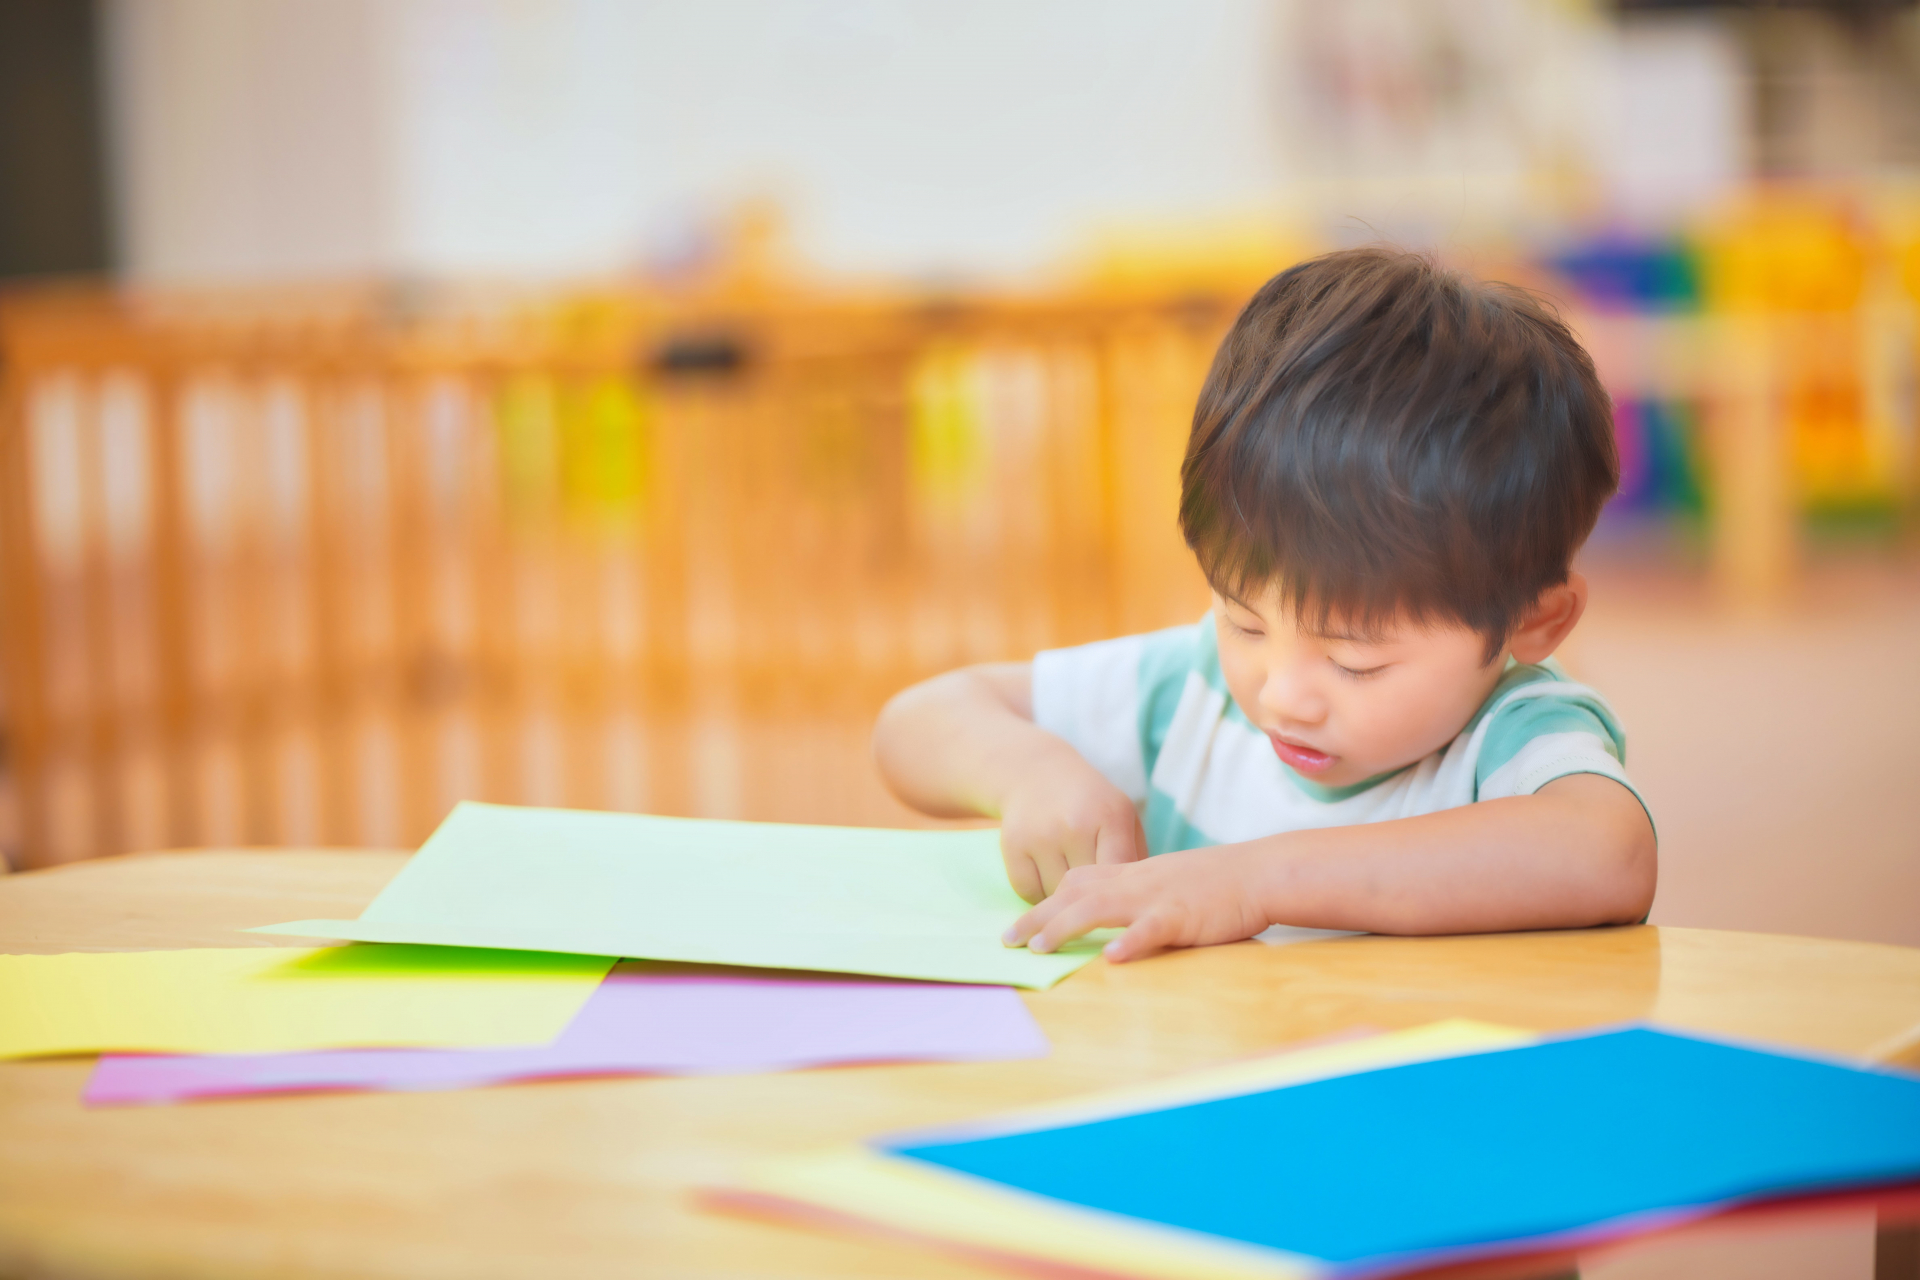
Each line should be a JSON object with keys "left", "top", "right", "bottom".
{"left": 1219, "top": 673, "right": 1262, "bottom": 725}
{"left": 1349, "top": 689, "right": 1474, "bottom": 771}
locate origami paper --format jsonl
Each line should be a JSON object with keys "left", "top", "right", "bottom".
{"left": 715, "top": 1022, "right": 1920, "bottom": 1280}
{"left": 0, "top": 945, "right": 614, "bottom": 1059}
{"left": 255, "top": 803, "right": 1100, "bottom": 988}
{"left": 86, "top": 973, "right": 1048, "bottom": 1104}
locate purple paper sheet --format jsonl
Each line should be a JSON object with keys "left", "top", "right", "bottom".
{"left": 85, "top": 974, "right": 1047, "bottom": 1106}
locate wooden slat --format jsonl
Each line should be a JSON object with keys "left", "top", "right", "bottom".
{"left": 0, "top": 345, "right": 49, "bottom": 867}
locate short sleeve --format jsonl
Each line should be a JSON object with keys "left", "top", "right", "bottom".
{"left": 1031, "top": 634, "right": 1151, "bottom": 806}
{"left": 1031, "top": 623, "right": 1201, "bottom": 808}
{"left": 1474, "top": 685, "right": 1652, "bottom": 832}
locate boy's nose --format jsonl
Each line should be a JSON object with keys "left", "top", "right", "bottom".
{"left": 1259, "top": 666, "right": 1328, "bottom": 726}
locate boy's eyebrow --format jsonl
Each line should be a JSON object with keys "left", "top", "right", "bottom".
{"left": 1218, "top": 593, "right": 1395, "bottom": 645}
{"left": 1215, "top": 586, "right": 1395, "bottom": 643}
{"left": 1306, "top": 623, "right": 1394, "bottom": 645}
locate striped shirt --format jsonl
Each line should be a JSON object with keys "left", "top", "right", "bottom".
{"left": 1032, "top": 615, "right": 1649, "bottom": 855}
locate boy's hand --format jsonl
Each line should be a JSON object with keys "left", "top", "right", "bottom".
{"left": 996, "top": 763, "right": 1147, "bottom": 904}
{"left": 1002, "top": 845, "right": 1270, "bottom": 962}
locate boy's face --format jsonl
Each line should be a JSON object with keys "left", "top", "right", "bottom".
{"left": 1212, "top": 587, "right": 1509, "bottom": 789}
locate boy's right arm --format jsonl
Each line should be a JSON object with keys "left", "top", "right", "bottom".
{"left": 873, "top": 662, "right": 1148, "bottom": 903}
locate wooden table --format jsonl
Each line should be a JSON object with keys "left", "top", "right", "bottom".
{"left": 4, "top": 849, "right": 1920, "bottom": 1280}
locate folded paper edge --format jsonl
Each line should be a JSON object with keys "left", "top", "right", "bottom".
{"left": 248, "top": 919, "right": 1090, "bottom": 990}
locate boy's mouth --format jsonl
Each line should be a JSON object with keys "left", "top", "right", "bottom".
{"left": 1269, "top": 735, "right": 1336, "bottom": 775}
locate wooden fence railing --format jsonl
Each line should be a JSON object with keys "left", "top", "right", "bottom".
{"left": 0, "top": 285, "right": 1227, "bottom": 866}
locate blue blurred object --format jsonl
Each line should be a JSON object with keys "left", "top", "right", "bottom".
{"left": 1550, "top": 236, "right": 1700, "bottom": 311}
{"left": 1609, "top": 398, "right": 1707, "bottom": 516}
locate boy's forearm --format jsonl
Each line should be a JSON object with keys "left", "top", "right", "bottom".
{"left": 873, "top": 665, "right": 1081, "bottom": 819}
{"left": 1244, "top": 774, "right": 1656, "bottom": 935}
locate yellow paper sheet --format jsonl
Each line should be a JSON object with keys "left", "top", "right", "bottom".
{"left": 718, "top": 1021, "right": 1536, "bottom": 1280}
{"left": 0, "top": 945, "right": 616, "bottom": 1059}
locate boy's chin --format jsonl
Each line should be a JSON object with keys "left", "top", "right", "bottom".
{"left": 1309, "top": 758, "right": 1403, "bottom": 789}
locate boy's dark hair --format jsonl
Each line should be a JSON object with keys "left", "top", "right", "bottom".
{"left": 1179, "top": 247, "right": 1617, "bottom": 662}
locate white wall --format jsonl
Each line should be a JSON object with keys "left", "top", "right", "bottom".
{"left": 1591, "top": 15, "right": 1748, "bottom": 227}
{"left": 107, "top": 0, "right": 1292, "bottom": 283}
{"left": 105, "top": 0, "right": 392, "bottom": 281}
{"left": 390, "top": 0, "right": 1293, "bottom": 281}
{"left": 103, "top": 0, "right": 1748, "bottom": 284}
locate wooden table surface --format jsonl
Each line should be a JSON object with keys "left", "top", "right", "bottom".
{"left": 4, "top": 849, "right": 1920, "bottom": 1280}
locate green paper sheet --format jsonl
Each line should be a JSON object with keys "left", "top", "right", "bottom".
{"left": 0, "top": 945, "right": 615, "bottom": 1059}
{"left": 254, "top": 803, "right": 1099, "bottom": 989}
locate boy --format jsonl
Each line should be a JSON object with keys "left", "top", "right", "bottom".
{"left": 873, "top": 247, "right": 1656, "bottom": 963}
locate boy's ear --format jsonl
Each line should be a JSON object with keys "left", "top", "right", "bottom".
{"left": 1507, "top": 573, "right": 1588, "bottom": 665}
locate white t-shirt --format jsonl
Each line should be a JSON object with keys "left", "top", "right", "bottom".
{"left": 1032, "top": 614, "right": 1650, "bottom": 856}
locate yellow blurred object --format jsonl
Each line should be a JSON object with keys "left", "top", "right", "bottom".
{"left": 1691, "top": 195, "right": 1907, "bottom": 516}
{"left": 907, "top": 342, "right": 986, "bottom": 515}
{"left": 494, "top": 370, "right": 651, "bottom": 525}
{"left": 496, "top": 373, "right": 560, "bottom": 518}
{"left": 558, "top": 376, "right": 651, "bottom": 523}
{"left": 1074, "top": 215, "right": 1312, "bottom": 297}
{"left": 1696, "top": 196, "right": 1869, "bottom": 313}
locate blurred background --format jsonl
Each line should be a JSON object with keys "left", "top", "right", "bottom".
{"left": 1, "top": 0, "right": 1916, "bottom": 957}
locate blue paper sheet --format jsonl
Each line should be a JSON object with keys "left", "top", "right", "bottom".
{"left": 888, "top": 1027, "right": 1920, "bottom": 1270}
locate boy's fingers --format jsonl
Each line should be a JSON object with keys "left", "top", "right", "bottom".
{"left": 1103, "top": 912, "right": 1179, "bottom": 963}
{"left": 1034, "top": 848, "right": 1071, "bottom": 898}
{"left": 1004, "top": 851, "right": 1043, "bottom": 905}
{"left": 1027, "top": 892, "right": 1138, "bottom": 954}
{"left": 1002, "top": 894, "right": 1065, "bottom": 947}
{"left": 1061, "top": 824, "right": 1100, "bottom": 869}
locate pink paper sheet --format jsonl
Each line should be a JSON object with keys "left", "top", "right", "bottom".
{"left": 86, "top": 974, "right": 1047, "bottom": 1106}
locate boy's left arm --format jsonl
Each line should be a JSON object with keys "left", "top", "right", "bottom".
{"left": 1005, "top": 773, "right": 1656, "bottom": 961}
